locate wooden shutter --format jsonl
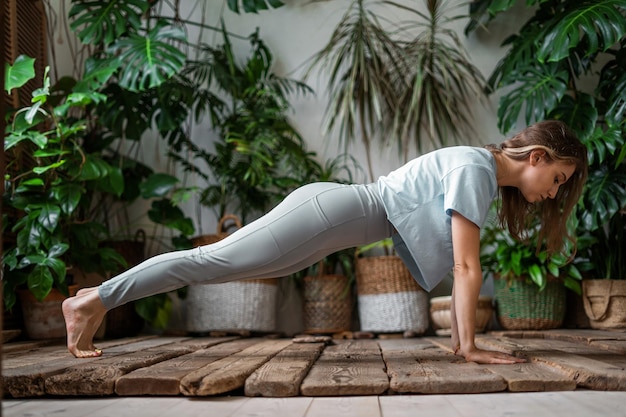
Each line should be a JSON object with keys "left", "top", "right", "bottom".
{"left": 4, "top": 0, "right": 47, "bottom": 109}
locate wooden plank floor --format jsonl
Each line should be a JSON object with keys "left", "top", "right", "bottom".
{"left": 2, "top": 329, "right": 626, "bottom": 399}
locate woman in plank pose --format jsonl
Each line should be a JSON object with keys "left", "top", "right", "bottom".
{"left": 64, "top": 120, "right": 587, "bottom": 363}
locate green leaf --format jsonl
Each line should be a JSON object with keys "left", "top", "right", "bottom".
{"left": 528, "top": 264, "right": 545, "bottom": 289}
{"left": 69, "top": 0, "right": 148, "bottom": 47}
{"left": 75, "top": 155, "right": 110, "bottom": 181}
{"left": 51, "top": 183, "right": 83, "bottom": 215}
{"left": 47, "top": 243, "right": 70, "bottom": 259}
{"left": 38, "top": 204, "right": 61, "bottom": 233}
{"left": 42, "top": 257, "right": 67, "bottom": 285}
{"left": 548, "top": 93, "right": 597, "bottom": 139}
{"left": 537, "top": 1, "right": 626, "bottom": 63}
{"left": 5, "top": 55, "right": 35, "bottom": 93}
{"left": 33, "top": 160, "right": 65, "bottom": 175}
{"left": 497, "top": 63, "right": 569, "bottom": 133}
{"left": 139, "top": 173, "right": 179, "bottom": 198}
{"left": 147, "top": 199, "right": 194, "bottom": 235}
{"left": 109, "top": 22, "right": 186, "bottom": 92}
{"left": 134, "top": 293, "right": 172, "bottom": 329}
{"left": 27, "top": 265, "right": 54, "bottom": 301}
{"left": 227, "top": 0, "right": 283, "bottom": 13}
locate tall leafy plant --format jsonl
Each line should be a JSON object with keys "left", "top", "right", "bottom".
{"left": 306, "top": 0, "right": 488, "bottom": 181}
{"left": 3, "top": 57, "right": 126, "bottom": 310}
{"left": 467, "top": 0, "right": 626, "bottom": 279}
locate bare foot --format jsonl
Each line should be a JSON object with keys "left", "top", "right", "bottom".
{"left": 62, "top": 289, "right": 107, "bottom": 358}
{"left": 70, "top": 287, "right": 103, "bottom": 351}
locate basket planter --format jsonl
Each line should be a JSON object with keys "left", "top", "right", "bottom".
{"left": 494, "top": 275, "right": 566, "bottom": 330}
{"left": 582, "top": 279, "right": 626, "bottom": 329}
{"left": 185, "top": 215, "right": 278, "bottom": 333}
{"left": 185, "top": 279, "right": 278, "bottom": 333}
{"left": 18, "top": 285, "right": 78, "bottom": 340}
{"left": 303, "top": 274, "right": 352, "bottom": 334}
{"left": 355, "top": 256, "right": 429, "bottom": 334}
{"left": 430, "top": 295, "right": 493, "bottom": 336}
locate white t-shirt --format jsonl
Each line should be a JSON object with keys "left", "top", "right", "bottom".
{"left": 377, "top": 146, "right": 498, "bottom": 291}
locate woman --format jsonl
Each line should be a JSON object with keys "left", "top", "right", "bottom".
{"left": 63, "top": 120, "right": 588, "bottom": 363}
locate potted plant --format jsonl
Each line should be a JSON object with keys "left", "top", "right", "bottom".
{"left": 466, "top": 0, "right": 626, "bottom": 329}
{"left": 305, "top": 0, "right": 488, "bottom": 181}
{"left": 3, "top": 57, "right": 127, "bottom": 338}
{"left": 480, "top": 208, "right": 583, "bottom": 330}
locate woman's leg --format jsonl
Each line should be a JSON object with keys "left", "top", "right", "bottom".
{"left": 98, "top": 182, "right": 391, "bottom": 309}
{"left": 64, "top": 182, "right": 390, "bottom": 357}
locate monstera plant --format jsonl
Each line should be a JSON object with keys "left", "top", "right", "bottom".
{"left": 467, "top": 0, "right": 626, "bottom": 327}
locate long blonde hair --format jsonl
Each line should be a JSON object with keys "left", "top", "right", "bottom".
{"left": 486, "top": 120, "right": 588, "bottom": 255}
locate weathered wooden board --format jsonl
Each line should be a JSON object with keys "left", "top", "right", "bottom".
{"left": 479, "top": 336, "right": 626, "bottom": 391}
{"left": 380, "top": 339, "right": 507, "bottom": 394}
{"left": 2, "top": 336, "right": 155, "bottom": 369}
{"left": 3, "top": 330, "right": 626, "bottom": 398}
{"left": 245, "top": 342, "right": 325, "bottom": 397}
{"left": 299, "top": 340, "right": 389, "bottom": 396}
{"left": 484, "top": 362, "right": 576, "bottom": 392}
{"left": 180, "top": 339, "right": 292, "bottom": 396}
{"left": 115, "top": 337, "right": 249, "bottom": 396}
{"left": 2, "top": 336, "right": 166, "bottom": 398}
{"left": 44, "top": 337, "right": 194, "bottom": 396}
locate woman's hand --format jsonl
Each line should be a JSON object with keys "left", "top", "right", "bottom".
{"left": 456, "top": 347, "right": 526, "bottom": 364}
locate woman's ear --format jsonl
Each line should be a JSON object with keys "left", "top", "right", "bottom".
{"left": 529, "top": 149, "right": 546, "bottom": 166}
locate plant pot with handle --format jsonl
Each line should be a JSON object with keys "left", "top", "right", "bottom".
{"left": 18, "top": 285, "right": 79, "bottom": 340}
{"left": 582, "top": 280, "right": 626, "bottom": 329}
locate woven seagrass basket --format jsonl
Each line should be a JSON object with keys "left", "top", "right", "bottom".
{"left": 185, "top": 215, "right": 278, "bottom": 333}
{"left": 303, "top": 273, "right": 352, "bottom": 334}
{"left": 356, "top": 255, "right": 429, "bottom": 334}
{"left": 494, "top": 274, "right": 566, "bottom": 330}
{"left": 582, "top": 279, "right": 626, "bottom": 329}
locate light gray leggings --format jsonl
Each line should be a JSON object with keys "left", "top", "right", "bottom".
{"left": 98, "top": 182, "right": 393, "bottom": 310}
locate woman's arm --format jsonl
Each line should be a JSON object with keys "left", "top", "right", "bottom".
{"left": 450, "top": 211, "right": 525, "bottom": 364}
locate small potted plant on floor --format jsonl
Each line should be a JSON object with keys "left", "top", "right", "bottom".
{"left": 480, "top": 206, "right": 583, "bottom": 330}
{"left": 3, "top": 56, "right": 127, "bottom": 338}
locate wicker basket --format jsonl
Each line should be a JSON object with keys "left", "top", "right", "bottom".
{"left": 303, "top": 273, "right": 352, "bottom": 334}
{"left": 356, "top": 256, "right": 429, "bottom": 334}
{"left": 582, "top": 279, "right": 626, "bottom": 329}
{"left": 185, "top": 215, "right": 278, "bottom": 333}
{"left": 430, "top": 295, "right": 493, "bottom": 336}
{"left": 190, "top": 214, "right": 242, "bottom": 246}
{"left": 494, "top": 274, "right": 566, "bottom": 330}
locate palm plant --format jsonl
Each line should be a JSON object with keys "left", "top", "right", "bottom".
{"left": 305, "top": 0, "right": 488, "bottom": 181}
{"left": 385, "top": 0, "right": 489, "bottom": 160}
{"left": 466, "top": 0, "right": 626, "bottom": 280}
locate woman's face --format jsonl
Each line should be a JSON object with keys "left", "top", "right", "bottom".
{"left": 519, "top": 151, "right": 576, "bottom": 203}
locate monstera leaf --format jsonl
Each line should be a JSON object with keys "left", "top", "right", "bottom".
{"left": 227, "top": 0, "right": 284, "bottom": 14}
{"left": 69, "top": 0, "right": 148, "bottom": 47}
{"left": 537, "top": 0, "right": 626, "bottom": 63}
{"left": 108, "top": 22, "right": 187, "bottom": 92}
{"left": 496, "top": 63, "right": 569, "bottom": 133}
